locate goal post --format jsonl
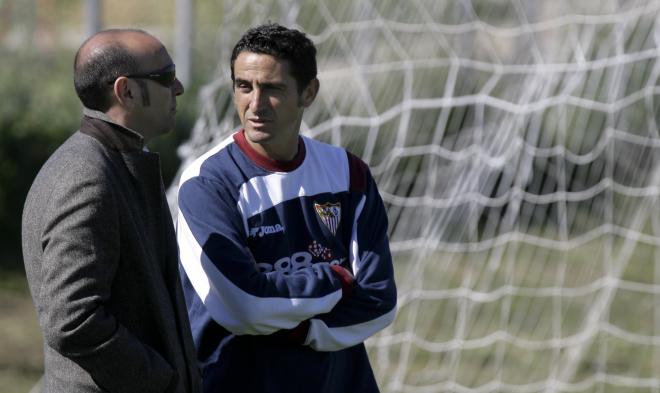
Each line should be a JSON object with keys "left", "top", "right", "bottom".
{"left": 170, "top": 1, "right": 660, "bottom": 391}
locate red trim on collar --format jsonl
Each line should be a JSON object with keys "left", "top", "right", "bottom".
{"left": 233, "top": 130, "right": 306, "bottom": 172}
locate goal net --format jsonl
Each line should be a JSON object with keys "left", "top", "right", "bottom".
{"left": 171, "top": 0, "right": 660, "bottom": 391}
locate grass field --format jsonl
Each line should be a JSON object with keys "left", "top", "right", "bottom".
{"left": 368, "top": 238, "right": 660, "bottom": 392}
{"left": 0, "top": 271, "right": 43, "bottom": 393}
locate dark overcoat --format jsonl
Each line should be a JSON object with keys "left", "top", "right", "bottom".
{"left": 22, "top": 110, "right": 202, "bottom": 393}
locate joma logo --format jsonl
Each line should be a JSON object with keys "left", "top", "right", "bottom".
{"left": 249, "top": 224, "right": 285, "bottom": 238}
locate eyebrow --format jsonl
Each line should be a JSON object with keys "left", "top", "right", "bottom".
{"left": 234, "top": 78, "right": 287, "bottom": 89}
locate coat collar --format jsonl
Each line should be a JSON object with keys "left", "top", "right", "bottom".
{"left": 80, "top": 107, "right": 146, "bottom": 152}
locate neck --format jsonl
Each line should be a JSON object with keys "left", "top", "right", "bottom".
{"left": 234, "top": 130, "right": 306, "bottom": 172}
{"left": 246, "top": 139, "right": 298, "bottom": 162}
{"left": 104, "top": 107, "right": 150, "bottom": 143}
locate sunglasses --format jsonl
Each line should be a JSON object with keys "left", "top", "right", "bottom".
{"left": 109, "top": 63, "right": 177, "bottom": 87}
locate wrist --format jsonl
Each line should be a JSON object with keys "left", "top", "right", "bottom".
{"left": 330, "top": 264, "right": 355, "bottom": 297}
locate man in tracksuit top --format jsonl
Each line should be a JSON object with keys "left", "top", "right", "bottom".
{"left": 176, "top": 23, "right": 397, "bottom": 393}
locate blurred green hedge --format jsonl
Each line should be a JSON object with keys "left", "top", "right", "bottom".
{"left": 0, "top": 48, "right": 198, "bottom": 271}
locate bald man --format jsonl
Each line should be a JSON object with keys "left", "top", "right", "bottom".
{"left": 21, "top": 29, "right": 202, "bottom": 393}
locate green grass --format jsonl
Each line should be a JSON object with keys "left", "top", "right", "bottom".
{"left": 0, "top": 271, "right": 43, "bottom": 393}
{"left": 370, "top": 237, "right": 660, "bottom": 392}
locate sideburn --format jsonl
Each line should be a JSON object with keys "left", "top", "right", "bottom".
{"left": 135, "top": 79, "right": 151, "bottom": 106}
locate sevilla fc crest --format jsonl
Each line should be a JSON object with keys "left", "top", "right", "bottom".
{"left": 314, "top": 202, "right": 341, "bottom": 236}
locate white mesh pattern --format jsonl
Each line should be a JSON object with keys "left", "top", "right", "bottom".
{"left": 169, "top": 1, "right": 660, "bottom": 391}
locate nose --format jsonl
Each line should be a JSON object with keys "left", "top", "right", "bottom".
{"left": 249, "top": 88, "right": 267, "bottom": 112}
{"left": 173, "top": 78, "right": 184, "bottom": 96}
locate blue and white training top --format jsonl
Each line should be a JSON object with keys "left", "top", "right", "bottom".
{"left": 176, "top": 130, "right": 397, "bottom": 393}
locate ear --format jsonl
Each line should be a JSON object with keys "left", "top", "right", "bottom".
{"left": 299, "top": 78, "right": 319, "bottom": 108}
{"left": 112, "top": 76, "right": 137, "bottom": 108}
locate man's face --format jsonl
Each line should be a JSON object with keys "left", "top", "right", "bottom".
{"left": 130, "top": 50, "right": 184, "bottom": 140}
{"left": 233, "top": 51, "right": 317, "bottom": 161}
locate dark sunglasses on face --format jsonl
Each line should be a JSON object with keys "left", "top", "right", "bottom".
{"left": 109, "top": 63, "right": 177, "bottom": 88}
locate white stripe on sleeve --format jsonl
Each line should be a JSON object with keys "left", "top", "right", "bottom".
{"left": 304, "top": 307, "right": 397, "bottom": 351}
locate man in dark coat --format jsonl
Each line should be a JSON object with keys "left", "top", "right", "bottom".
{"left": 21, "top": 28, "right": 202, "bottom": 393}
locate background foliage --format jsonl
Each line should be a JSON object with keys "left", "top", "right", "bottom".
{"left": 0, "top": 1, "right": 222, "bottom": 391}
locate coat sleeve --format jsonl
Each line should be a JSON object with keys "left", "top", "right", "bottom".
{"left": 35, "top": 164, "right": 175, "bottom": 393}
{"left": 304, "top": 154, "right": 397, "bottom": 351}
{"left": 177, "top": 174, "right": 346, "bottom": 336}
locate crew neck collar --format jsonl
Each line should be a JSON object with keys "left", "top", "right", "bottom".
{"left": 233, "top": 130, "right": 306, "bottom": 172}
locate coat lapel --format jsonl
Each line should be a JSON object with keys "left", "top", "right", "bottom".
{"left": 79, "top": 113, "right": 166, "bottom": 264}
{"left": 121, "top": 150, "right": 171, "bottom": 272}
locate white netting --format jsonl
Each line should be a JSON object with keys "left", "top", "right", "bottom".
{"left": 170, "top": 0, "right": 660, "bottom": 391}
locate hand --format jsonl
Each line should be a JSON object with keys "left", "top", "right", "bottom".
{"left": 271, "top": 320, "right": 310, "bottom": 345}
{"left": 330, "top": 264, "right": 355, "bottom": 298}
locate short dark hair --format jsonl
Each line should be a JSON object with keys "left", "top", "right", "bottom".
{"left": 73, "top": 30, "right": 142, "bottom": 111}
{"left": 230, "top": 23, "right": 317, "bottom": 93}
